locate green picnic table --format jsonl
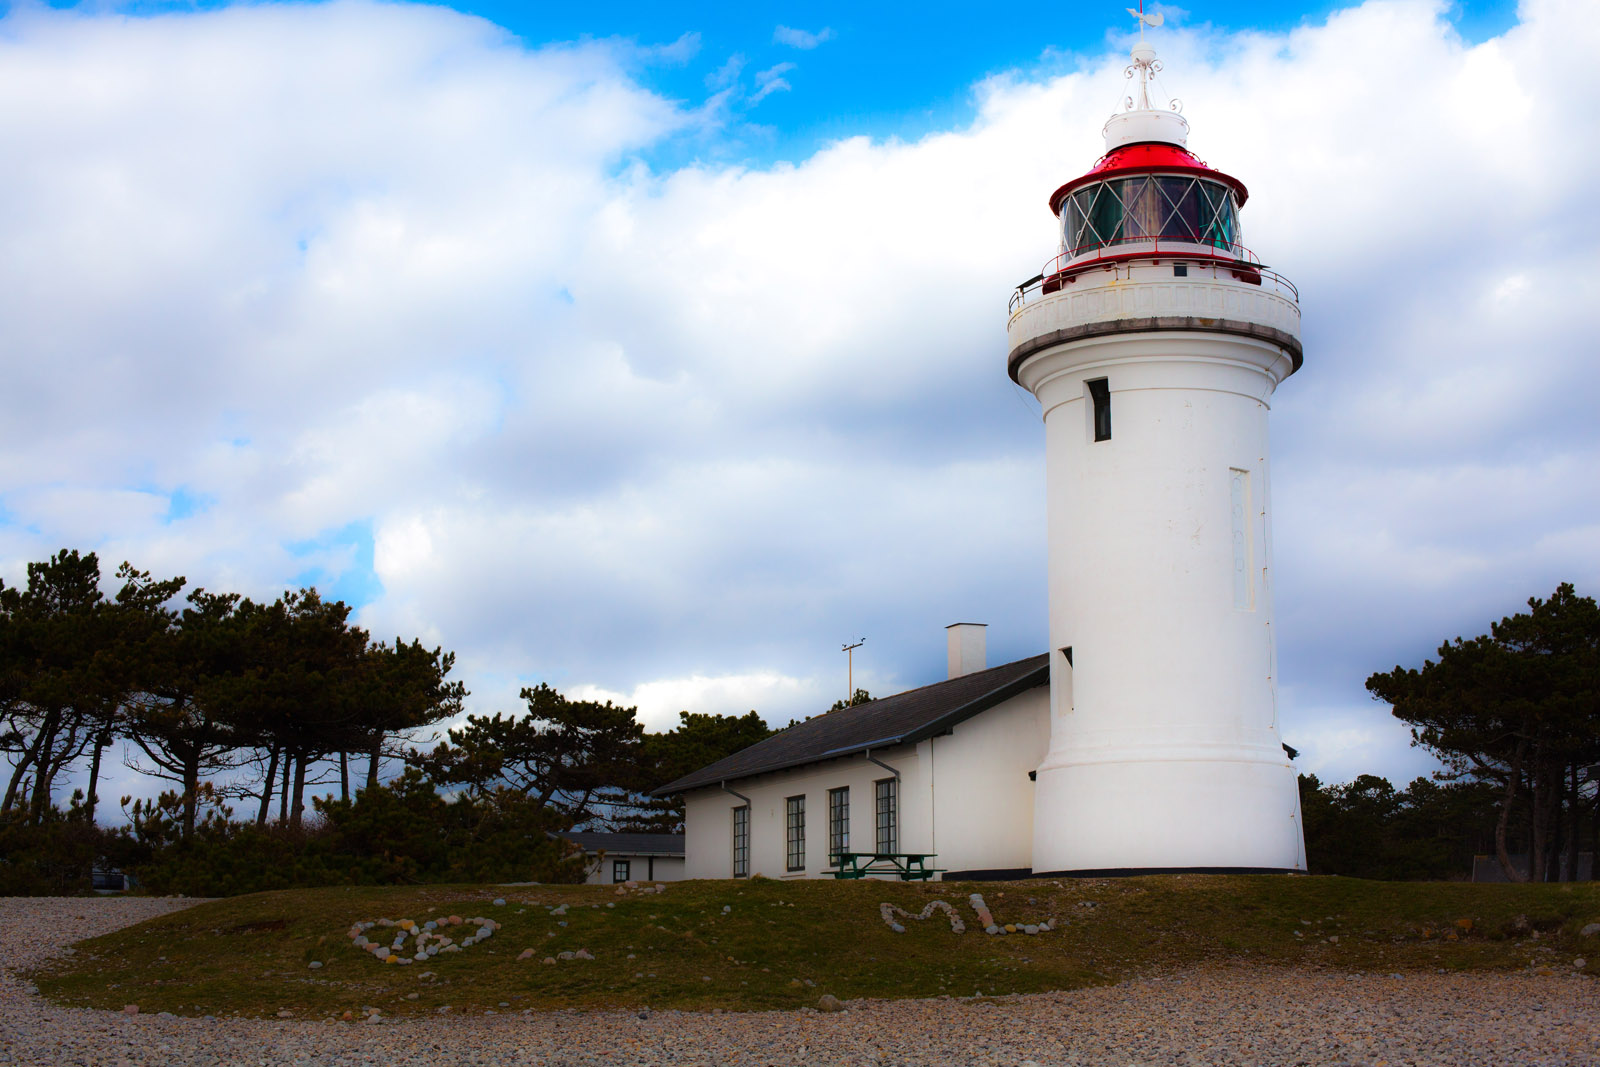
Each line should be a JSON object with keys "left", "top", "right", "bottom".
{"left": 830, "top": 851, "right": 944, "bottom": 881}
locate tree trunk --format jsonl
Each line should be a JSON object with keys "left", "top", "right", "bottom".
{"left": 256, "top": 746, "right": 278, "bottom": 827}
{"left": 3, "top": 746, "right": 36, "bottom": 815}
{"left": 340, "top": 751, "right": 349, "bottom": 803}
{"left": 27, "top": 708, "right": 62, "bottom": 824}
{"left": 1496, "top": 741, "right": 1528, "bottom": 882}
{"left": 1543, "top": 766, "right": 1563, "bottom": 882}
{"left": 279, "top": 754, "right": 291, "bottom": 824}
{"left": 1564, "top": 764, "right": 1580, "bottom": 882}
{"left": 28, "top": 763, "right": 52, "bottom": 824}
{"left": 289, "top": 754, "right": 307, "bottom": 830}
{"left": 366, "top": 736, "right": 382, "bottom": 792}
{"left": 1591, "top": 778, "right": 1600, "bottom": 882}
{"left": 1529, "top": 755, "right": 1549, "bottom": 883}
{"left": 85, "top": 731, "right": 107, "bottom": 822}
{"left": 1549, "top": 765, "right": 1565, "bottom": 881}
{"left": 182, "top": 754, "right": 200, "bottom": 839}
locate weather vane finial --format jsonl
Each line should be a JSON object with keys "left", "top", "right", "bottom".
{"left": 1127, "top": 2, "right": 1164, "bottom": 41}
{"left": 1123, "top": 3, "right": 1166, "bottom": 112}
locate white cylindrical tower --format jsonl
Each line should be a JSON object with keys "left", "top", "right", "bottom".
{"left": 1011, "top": 31, "right": 1307, "bottom": 874}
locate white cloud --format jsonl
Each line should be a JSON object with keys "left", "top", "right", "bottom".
{"left": 4, "top": 0, "right": 1599, "bottom": 808}
{"left": 750, "top": 61, "right": 796, "bottom": 103}
{"left": 706, "top": 53, "right": 745, "bottom": 90}
{"left": 570, "top": 671, "right": 819, "bottom": 733}
{"left": 773, "top": 26, "right": 834, "bottom": 50}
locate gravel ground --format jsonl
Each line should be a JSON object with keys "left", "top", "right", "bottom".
{"left": 2, "top": 896, "right": 1597, "bottom": 1067}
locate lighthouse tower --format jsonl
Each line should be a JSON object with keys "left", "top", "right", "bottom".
{"left": 1010, "top": 19, "right": 1307, "bottom": 874}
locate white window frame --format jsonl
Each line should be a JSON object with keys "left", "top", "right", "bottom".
{"left": 785, "top": 795, "right": 806, "bottom": 872}
{"left": 874, "top": 777, "right": 898, "bottom": 854}
{"left": 828, "top": 786, "right": 850, "bottom": 866}
{"left": 732, "top": 805, "right": 750, "bottom": 878}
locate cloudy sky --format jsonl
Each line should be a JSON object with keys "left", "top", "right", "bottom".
{"left": 2, "top": 0, "right": 1595, "bottom": 808}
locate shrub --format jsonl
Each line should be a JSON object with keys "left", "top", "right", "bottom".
{"left": 121, "top": 772, "right": 585, "bottom": 896}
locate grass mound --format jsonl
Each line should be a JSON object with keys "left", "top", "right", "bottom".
{"left": 30, "top": 875, "right": 1600, "bottom": 1018}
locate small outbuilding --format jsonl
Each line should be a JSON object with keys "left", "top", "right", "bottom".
{"left": 556, "top": 830, "right": 687, "bottom": 884}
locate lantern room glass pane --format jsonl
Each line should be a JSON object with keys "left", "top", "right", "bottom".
{"left": 1060, "top": 176, "right": 1239, "bottom": 256}
{"left": 1086, "top": 184, "right": 1123, "bottom": 252}
{"left": 1118, "top": 177, "right": 1163, "bottom": 239}
{"left": 1065, "top": 191, "right": 1090, "bottom": 253}
{"left": 1199, "top": 182, "right": 1238, "bottom": 249}
{"left": 1158, "top": 177, "right": 1203, "bottom": 241}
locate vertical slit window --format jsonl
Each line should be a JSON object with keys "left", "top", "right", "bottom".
{"left": 785, "top": 795, "right": 806, "bottom": 872}
{"left": 874, "top": 778, "right": 898, "bottom": 854}
{"left": 732, "top": 805, "right": 749, "bottom": 878}
{"left": 1057, "top": 646, "right": 1075, "bottom": 718}
{"left": 828, "top": 787, "right": 850, "bottom": 865}
{"left": 1088, "top": 378, "right": 1112, "bottom": 442}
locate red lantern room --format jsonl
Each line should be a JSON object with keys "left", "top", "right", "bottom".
{"left": 1024, "top": 26, "right": 1285, "bottom": 298}
{"left": 1048, "top": 139, "right": 1248, "bottom": 265}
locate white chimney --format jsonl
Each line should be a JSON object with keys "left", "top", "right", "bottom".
{"left": 946, "top": 623, "right": 987, "bottom": 679}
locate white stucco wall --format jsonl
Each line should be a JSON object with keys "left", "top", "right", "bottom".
{"left": 582, "top": 853, "right": 686, "bottom": 884}
{"left": 681, "top": 686, "right": 1049, "bottom": 880}
{"left": 923, "top": 685, "right": 1050, "bottom": 876}
{"left": 683, "top": 746, "right": 920, "bottom": 880}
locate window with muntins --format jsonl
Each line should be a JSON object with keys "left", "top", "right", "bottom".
{"left": 785, "top": 795, "right": 806, "bottom": 872}
{"left": 612, "top": 859, "right": 630, "bottom": 883}
{"left": 828, "top": 787, "right": 850, "bottom": 865}
{"left": 732, "top": 805, "right": 750, "bottom": 878}
{"left": 874, "top": 778, "right": 898, "bottom": 854}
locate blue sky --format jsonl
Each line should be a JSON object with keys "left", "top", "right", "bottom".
{"left": 428, "top": 0, "right": 1522, "bottom": 161}
{"left": 1, "top": 0, "right": 1595, "bottom": 813}
{"left": 32, "top": 0, "right": 1521, "bottom": 166}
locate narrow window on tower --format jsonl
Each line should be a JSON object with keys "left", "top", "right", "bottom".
{"left": 1230, "top": 468, "right": 1254, "bottom": 609}
{"left": 1087, "top": 378, "right": 1112, "bottom": 442}
{"left": 1058, "top": 646, "right": 1074, "bottom": 717}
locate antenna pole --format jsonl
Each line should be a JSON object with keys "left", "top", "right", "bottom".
{"left": 842, "top": 638, "right": 865, "bottom": 705}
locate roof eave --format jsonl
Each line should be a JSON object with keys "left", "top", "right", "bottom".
{"left": 896, "top": 663, "right": 1050, "bottom": 745}
{"left": 648, "top": 663, "right": 1050, "bottom": 797}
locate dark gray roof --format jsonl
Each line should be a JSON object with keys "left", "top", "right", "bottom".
{"left": 556, "top": 831, "right": 685, "bottom": 856}
{"left": 652, "top": 654, "right": 1049, "bottom": 796}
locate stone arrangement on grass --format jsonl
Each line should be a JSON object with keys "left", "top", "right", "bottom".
{"left": 877, "top": 894, "right": 1054, "bottom": 936}
{"left": 969, "top": 893, "right": 1055, "bottom": 936}
{"left": 346, "top": 915, "right": 500, "bottom": 965}
{"left": 879, "top": 901, "right": 965, "bottom": 934}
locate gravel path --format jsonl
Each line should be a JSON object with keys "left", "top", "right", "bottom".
{"left": 2, "top": 896, "right": 1596, "bottom": 1066}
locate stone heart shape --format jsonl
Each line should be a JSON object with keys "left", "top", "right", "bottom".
{"left": 347, "top": 914, "right": 499, "bottom": 965}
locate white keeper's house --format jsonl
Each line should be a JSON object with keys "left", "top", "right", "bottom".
{"left": 655, "top": 626, "right": 1047, "bottom": 880}
{"left": 655, "top": 16, "right": 1308, "bottom": 881}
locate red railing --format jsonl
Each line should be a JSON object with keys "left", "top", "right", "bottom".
{"left": 1009, "top": 237, "right": 1299, "bottom": 313}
